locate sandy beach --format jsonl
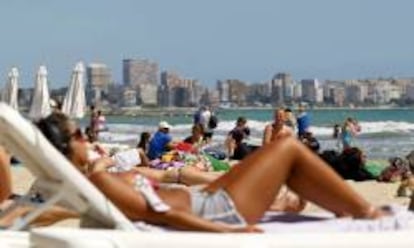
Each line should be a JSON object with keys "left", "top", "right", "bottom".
{"left": 10, "top": 165, "right": 411, "bottom": 228}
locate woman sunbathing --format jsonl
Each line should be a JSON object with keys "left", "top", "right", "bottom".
{"left": 37, "top": 113, "right": 387, "bottom": 232}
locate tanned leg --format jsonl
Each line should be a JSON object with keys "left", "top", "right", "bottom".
{"left": 204, "top": 137, "right": 376, "bottom": 224}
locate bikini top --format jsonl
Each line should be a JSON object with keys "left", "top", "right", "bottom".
{"left": 133, "top": 174, "right": 171, "bottom": 213}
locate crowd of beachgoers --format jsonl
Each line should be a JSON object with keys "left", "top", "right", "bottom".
{"left": 1, "top": 103, "right": 414, "bottom": 232}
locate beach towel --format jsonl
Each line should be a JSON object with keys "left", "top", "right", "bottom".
{"left": 111, "top": 148, "right": 142, "bottom": 172}
{"left": 259, "top": 205, "right": 414, "bottom": 233}
{"left": 204, "top": 154, "right": 230, "bottom": 172}
{"left": 364, "top": 160, "right": 388, "bottom": 178}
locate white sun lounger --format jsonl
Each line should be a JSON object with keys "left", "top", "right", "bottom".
{"left": 0, "top": 231, "right": 29, "bottom": 248}
{"left": 1, "top": 103, "right": 414, "bottom": 247}
{"left": 0, "top": 103, "right": 135, "bottom": 231}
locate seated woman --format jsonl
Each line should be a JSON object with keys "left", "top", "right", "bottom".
{"left": 183, "top": 124, "right": 206, "bottom": 151}
{"left": 37, "top": 113, "right": 387, "bottom": 232}
{"left": 263, "top": 109, "right": 294, "bottom": 145}
{"left": 137, "top": 132, "right": 151, "bottom": 154}
{"left": 225, "top": 117, "right": 258, "bottom": 160}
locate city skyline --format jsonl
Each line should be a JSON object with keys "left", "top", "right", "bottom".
{"left": 1, "top": 0, "right": 413, "bottom": 88}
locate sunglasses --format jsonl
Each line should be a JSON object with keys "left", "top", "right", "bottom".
{"left": 69, "top": 128, "right": 84, "bottom": 141}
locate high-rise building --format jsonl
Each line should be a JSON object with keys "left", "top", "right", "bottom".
{"left": 123, "top": 58, "right": 158, "bottom": 87}
{"left": 158, "top": 70, "right": 200, "bottom": 107}
{"left": 159, "top": 71, "right": 181, "bottom": 107}
{"left": 123, "top": 58, "right": 159, "bottom": 106}
{"left": 301, "top": 79, "right": 321, "bottom": 103}
{"left": 345, "top": 80, "right": 367, "bottom": 104}
{"left": 226, "top": 79, "right": 248, "bottom": 106}
{"left": 86, "top": 63, "right": 111, "bottom": 106}
{"left": 217, "top": 80, "right": 230, "bottom": 103}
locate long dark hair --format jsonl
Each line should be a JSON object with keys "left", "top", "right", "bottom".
{"left": 137, "top": 132, "right": 151, "bottom": 151}
{"left": 36, "top": 113, "right": 72, "bottom": 156}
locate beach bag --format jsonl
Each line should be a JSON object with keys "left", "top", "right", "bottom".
{"left": 208, "top": 115, "right": 218, "bottom": 129}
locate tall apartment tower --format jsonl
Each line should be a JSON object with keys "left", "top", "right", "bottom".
{"left": 301, "top": 78, "right": 322, "bottom": 103}
{"left": 217, "top": 80, "right": 230, "bottom": 103}
{"left": 159, "top": 71, "right": 182, "bottom": 107}
{"left": 271, "top": 72, "right": 294, "bottom": 105}
{"left": 86, "top": 63, "right": 111, "bottom": 106}
{"left": 123, "top": 58, "right": 158, "bottom": 106}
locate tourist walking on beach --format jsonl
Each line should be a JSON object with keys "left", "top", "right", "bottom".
{"left": 296, "top": 105, "right": 310, "bottom": 139}
{"left": 333, "top": 124, "right": 342, "bottom": 151}
{"left": 89, "top": 105, "right": 98, "bottom": 137}
{"left": 194, "top": 106, "right": 210, "bottom": 130}
{"left": 96, "top": 110, "right": 107, "bottom": 132}
{"left": 194, "top": 106, "right": 217, "bottom": 142}
{"left": 263, "top": 109, "right": 294, "bottom": 145}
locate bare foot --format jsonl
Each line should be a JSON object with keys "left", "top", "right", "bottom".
{"left": 355, "top": 205, "right": 393, "bottom": 219}
{"left": 269, "top": 190, "right": 307, "bottom": 213}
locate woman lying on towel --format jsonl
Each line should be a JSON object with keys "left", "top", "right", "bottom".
{"left": 86, "top": 134, "right": 225, "bottom": 186}
{"left": 37, "top": 113, "right": 389, "bottom": 232}
{"left": 0, "top": 145, "right": 78, "bottom": 228}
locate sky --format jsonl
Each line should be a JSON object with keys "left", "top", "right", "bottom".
{"left": 0, "top": 0, "right": 413, "bottom": 88}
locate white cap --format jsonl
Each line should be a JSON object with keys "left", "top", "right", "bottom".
{"left": 159, "top": 121, "right": 172, "bottom": 129}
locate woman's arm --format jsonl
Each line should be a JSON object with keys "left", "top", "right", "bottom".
{"left": 224, "top": 134, "right": 235, "bottom": 157}
{"left": 137, "top": 148, "right": 150, "bottom": 167}
{"left": 88, "top": 171, "right": 258, "bottom": 232}
{"left": 262, "top": 125, "right": 272, "bottom": 145}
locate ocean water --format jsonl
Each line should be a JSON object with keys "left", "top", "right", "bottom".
{"left": 82, "top": 108, "right": 414, "bottom": 160}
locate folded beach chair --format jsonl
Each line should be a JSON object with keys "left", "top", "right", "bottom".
{"left": 2, "top": 103, "right": 414, "bottom": 247}
{"left": 0, "top": 103, "right": 135, "bottom": 231}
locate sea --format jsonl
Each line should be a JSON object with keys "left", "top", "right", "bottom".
{"left": 82, "top": 108, "right": 414, "bottom": 160}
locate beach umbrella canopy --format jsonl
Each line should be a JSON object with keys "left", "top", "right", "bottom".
{"left": 62, "top": 62, "right": 86, "bottom": 118}
{"left": 28, "top": 65, "right": 51, "bottom": 120}
{"left": 1, "top": 67, "right": 19, "bottom": 110}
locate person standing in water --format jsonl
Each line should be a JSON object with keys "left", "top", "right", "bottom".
{"left": 341, "top": 117, "right": 360, "bottom": 151}
{"left": 296, "top": 105, "right": 310, "bottom": 139}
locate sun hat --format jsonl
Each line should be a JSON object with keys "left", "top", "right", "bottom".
{"left": 159, "top": 121, "right": 172, "bottom": 129}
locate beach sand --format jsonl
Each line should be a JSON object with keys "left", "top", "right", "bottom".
{"left": 10, "top": 166, "right": 411, "bottom": 228}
